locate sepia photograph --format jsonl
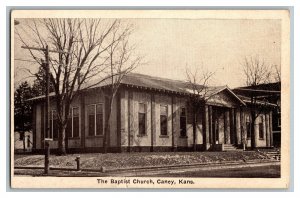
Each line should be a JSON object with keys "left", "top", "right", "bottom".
{"left": 10, "top": 10, "right": 290, "bottom": 188}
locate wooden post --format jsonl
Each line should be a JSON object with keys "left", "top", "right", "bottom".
{"left": 75, "top": 156, "right": 81, "bottom": 171}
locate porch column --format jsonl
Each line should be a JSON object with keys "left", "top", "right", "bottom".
{"left": 224, "top": 109, "right": 230, "bottom": 144}
{"left": 218, "top": 110, "right": 224, "bottom": 144}
{"left": 212, "top": 108, "right": 217, "bottom": 144}
{"left": 240, "top": 108, "right": 246, "bottom": 143}
{"left": 209, "top": 106, "right": 213, "bottom": 144}
{"left": 262, "top": 114, "right": 266, "bottom": 143}
{"left": 269, "top": 111, "right": 273, "bottom": 147}
{"left": 235, "top": 108, "right": 241, "bottom": 145}
{"left": 265, "top": 113, "right": 270, "bottom": 147}
{"left": 230, "top": 108, "right": 235, "bottom": 144}
{"left": 204, "top": 105, "right": 210, "bottom": 150}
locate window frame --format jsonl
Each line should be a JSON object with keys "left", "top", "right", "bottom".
{"left": 246, "top": 116, "right": 251, "bottom": 140}
{"left": 87, "top": 103, "right": 104, "bottom": 137}
{"left": 258, "top": 116, "right": 264, "bottom": 140}
{"left": 69, "top": 106, "right": 80, "bottom": 138}
{"left": 160, "top": 105, "right": 168, "bottom": 136}
{"left": 138, "top": 103, "right": 147, "bottom": 136}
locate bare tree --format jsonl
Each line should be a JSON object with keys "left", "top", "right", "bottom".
{"left": 100, "top": 23, "right": 142, "bottom": 153}
{"left": 16, "top": 18, "right": 139, "bottom": 155}
{"left": 185, "top": 67, "right": 215, "bottom": 151}
{"left": 242, "top": 56, "right": 273, "bottom": 149}
{"left": 243, "top": 56, "right": 272, "bottom": 87}
{"left": 273, "top": 64, "right": 281, "bottom": 82}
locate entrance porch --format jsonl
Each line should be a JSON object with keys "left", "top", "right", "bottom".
{"left": 204, "top": 106, "right": 242, "bottom": 151}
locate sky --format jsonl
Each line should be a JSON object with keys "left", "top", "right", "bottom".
{"left": 14, "top": 18, "right": 281, "bottom": 88}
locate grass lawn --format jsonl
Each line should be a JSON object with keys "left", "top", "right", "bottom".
{"left": 14, "top": 151, "right": 269, "bottom": 170}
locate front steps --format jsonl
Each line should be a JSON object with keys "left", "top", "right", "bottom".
{"left": 265, "top": 150, "right": 281, "bottom": 161}
{"left": 257, "top": 149, "right": 281, "bottom": 161}
{"left": 223, "top": 144, "right": 238, "bottom": 151}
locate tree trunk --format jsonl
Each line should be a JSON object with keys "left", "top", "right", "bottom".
{"left": 103, "top": 97, "right": 113, "bottom": 154}
{"left": 58, "top": 124, "right": 67, "bottom": 155}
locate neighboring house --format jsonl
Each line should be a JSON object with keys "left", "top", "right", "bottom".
{"left": 233, "top": 82, "right": 281, "bottom": 147}
{"left": 14, "top": 131, "right": 33, "bottom": 153}
{"left": 28, "top": 73, "right": 276, "bottom": 153}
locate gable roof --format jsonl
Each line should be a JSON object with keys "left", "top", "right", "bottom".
{"left": 27, "top": 72, "right": 244, "bottom": 106}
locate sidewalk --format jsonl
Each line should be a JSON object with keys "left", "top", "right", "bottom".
{"left": 14, "top": 159, "right": 280, "bottom": 177}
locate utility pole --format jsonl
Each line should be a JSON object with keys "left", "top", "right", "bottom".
{"left": 45, "top": 45, "right": 50, "bottom": 139}
{"left": 22, "top": 45, "right": 51, "bottom": 141}
{"left": 21, "top": 45, "right": 51, "bottom": 174}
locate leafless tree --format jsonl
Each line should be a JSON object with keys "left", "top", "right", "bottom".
{"left": 16, "top": 18, "right": 140, "bottom": 155}
{"left": 100, "top": 23, "right": 142, "bottom": 153}
{"left": 185, "top": 67, "right": 215, "bottom": 151}
{"left": 242, "top": 56, "right": 273, "bottom": 149}
{"left": 243, "top": 56, "right": 272, "bottom": 87}
{"left": 273, "top": 64, "right": 281, "bottom": 82}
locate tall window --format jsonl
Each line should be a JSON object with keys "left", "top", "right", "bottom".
{"left": 180, "top": 107, "right": 187, "bottom": 137}
{"left": 246, "top": 116, "right": 251, "bottom": 139}
{"left": 160, "top": 105, "right": 168, "bottom": 136}
{"left": 138, "top": 103, "right": 146, "bottom": 135}
{"left": 49, "top": 110, "right": 58, "bottom": 139}
{"left": 259, "top": 116, "right": 264, "bottom": 139}
{"left": 66, "top": 107, "right": 80, "bottom": 138}
{"left": 88, "top": 104, "right": 104, "bottom": 136}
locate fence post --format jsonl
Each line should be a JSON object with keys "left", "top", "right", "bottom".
{"left": 75, "top": 156, "right": 81, "bottom": 171}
